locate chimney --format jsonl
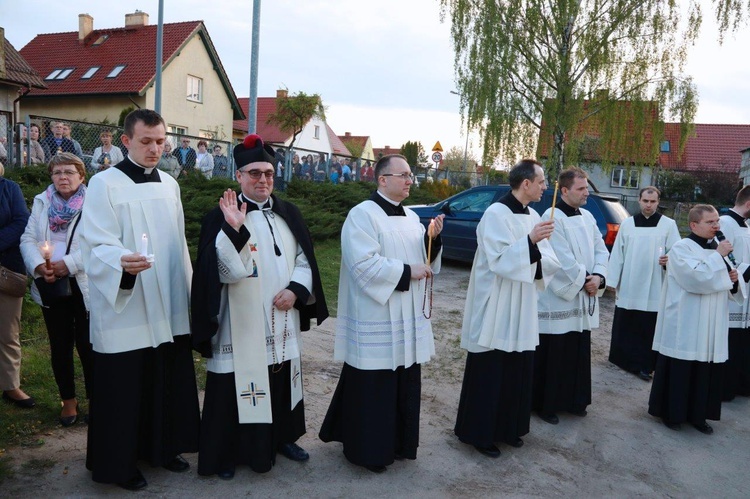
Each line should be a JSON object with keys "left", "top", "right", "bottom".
{"left": 345, "top": 132, "right": 351, "bottom": 137}
{"left": 125, "top": 10, "right": 149, "bottom": 28}
{"left": 79, "top": 13, "right": 93, "bottom": 43}
{"left": 276, "top": 89, "right": 288, "bottom": 99}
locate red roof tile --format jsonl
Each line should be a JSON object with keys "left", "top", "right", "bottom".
{"left": 671, "top": 123, "right": 750, "bottom": 173}
{"left": 233, "top": 97, "right": 291, "bottom": 143}
{"left": 326, "top": 124, "right": 351, "bottom": 156}
{"left": 1, "top": 36, "right": 45, "bottom": 89}
{"left": 338, "top": 133, "right": 370, "bottom": 154}
{"left": 373, "top": 146, "right": 402, "bottom": 158}
{"left": 19, "top": 21, "right": 243, "bottom": 118}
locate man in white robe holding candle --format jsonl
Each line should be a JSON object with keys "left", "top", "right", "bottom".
{"left": 648, "top": 204, "right": 744, "bottom": 434}
{"left": 319, "top": 154, "right": 443, "bottom": 473}
{"left": 80, "top": 109, "right": 199, "bottom": 491}
{"left": 455, "top": 159, "right": 560, "bottom": 458}
{"left": 191, "top": 134, "right": 328, "bottom": 479}
{"left": 535, "top": 167, "right": 609, "bottom": 425}
{"left": 607, "top": 186, "right": 680, "bottom": 381}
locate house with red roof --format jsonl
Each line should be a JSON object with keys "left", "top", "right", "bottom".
{"left": 18, "top": 11, "right": 243, "bottom": 144}
{"left": 1, "top": 27, "right": 46, "bottom": 134}
{"left": 373, "top": 145, "right": 402, "bottom": 159}
{"left": 338, "top": 132, "right": 374, "bottom": 161}
{"left": 233, "top": 90, "right": 350, "bottom": 161}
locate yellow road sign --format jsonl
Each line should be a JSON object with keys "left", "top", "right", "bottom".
{"left": 432, "top": 141, "right": 443, "bottom": 152}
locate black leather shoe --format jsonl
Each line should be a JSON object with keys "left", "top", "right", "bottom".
{"left": 569, "top": 408, "right": 587, "bottom": 417}
{"left": 538, "top": 412, "right": 559, "bottom": 425}
{"left": 693, "top": 421, "right": 714, "bottom": 435}
{"left": 217, "top": 468, "right": 235, "bottom": 480}
{"left": 59, "top": 414, "right": 77, "bottom": 427}
{"left": 279, "top": 442, "right": 309, "bottom": 462}
{"left": 2, "top": 391, "right": 36, "bottom": 409}
{"left": 505, "top": 438, "right": 524, "bottom": 448}
{"left": 364, "top": 465, "right": 387, "bottom": 473}
{"left": 117, "top": 469, "right": 147, "bottom": 491}
{"left": 637, "top": 371, "right": 653, "bottom": 381}
{"left": 474, "top": 444, "right": 501, "bottom": 458}
{"left": 663, "top": 419, "right": 681, "bottom": 431}
{"left": 163, "top": 455, "right": 190, "bottom": 472}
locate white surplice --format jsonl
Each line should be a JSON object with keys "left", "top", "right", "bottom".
{"left": 537, "top": 207, "right": 609, "bottom": 334}
{"left": 608, "top": 215, "right": 680, "bottom": 311}
{"left": 80, "top": 167, "right": 192, "bottom": 354}
{"left": 653, "top": 237, "right": 746, "bottom": 363}
{"left": 719, "top": 212, "right": 750, "bottom": 328}
{"left": 208, "top": 202, "right": 312, "bottom": 423}
{"left": 334, "top": 200, "right": 440, "bottom": 370}
{"left": 461, "top": 203, "right": 560, "bottom": 353}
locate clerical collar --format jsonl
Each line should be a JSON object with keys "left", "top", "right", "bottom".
{"left": 376, "top": 191, "right": 400, "bottom": 207}
{"left": 127, "top": 155, "right": 155, "bottom": 174}
{"left": 239, "top": 193, "right": 272, "bottom": 211}
{"left": 371, "top": 191, "right": 405, "bottom": 216}
{"left": 115, "top": 157, "right": 161, "bottom": 183}
{"left": 499, "top": 191, "right": 529, "bottom": 215}
{"left": 727, "top": 208, "right": 747, "bottom": 226}
{"left": 688, "top": 232, "right": 717, "bottom": 249}
{"left": 634, "top": 212, "right": 661, "bottom": 227}
{"left": 556, "top": 199, "right": 581, "bottom": 217}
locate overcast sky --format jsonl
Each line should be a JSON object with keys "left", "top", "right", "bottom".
{"left": 4, "top": 0, "right": 749, "bottom": 159}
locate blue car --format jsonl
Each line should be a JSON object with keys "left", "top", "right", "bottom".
{"left": 409, "top": 185, "right": 630, "bottom": 262}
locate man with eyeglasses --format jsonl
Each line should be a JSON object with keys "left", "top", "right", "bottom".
{"left": 192, "top": 134, "right": 328, "bottom": 479}
{"left": 649, "top": 204, "right": 744, "bottom": 435}
{"left": 320, "top": 154, "right": 444, "bottom": 473}
{"left": 172, "top": 137, "right": 197, "bottom": 170}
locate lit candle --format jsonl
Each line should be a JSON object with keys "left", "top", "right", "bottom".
{"left": 38, "top": 240, "right": 54, "bottom": 270}
{"left": 141, "top": 233, "right": 149, "bottom": 256}
{"left": 550, "top": 181, "right": 559, "bottom": 221}
{"left": 426, "top": 219, "right": 433, "bottom": 265}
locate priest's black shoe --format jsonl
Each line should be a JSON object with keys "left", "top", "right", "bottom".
{"left": 636, "top": 370, "right": 653, "bottom": 381}
{"left": 279, "top": 442, "right": 309, "bottom": 462}
{"left": 2, "top": 391, "right": 36, "bottom": 409}
{"left": 163, "top": 455, "right": 190, "bottom": 472}
{"left": 505, "top": 438, "right": 524, "bottom": 448}
{"left": 217, "top": 468, "right": 235, "bottom": 480}
{"left": 59, "top": 414, "right": 77, "bottom": 427}
{"left": 663, "top": 419, "right": 681, "bottom": 431}
{"left": 538, "top": 412, "right": 559, "bottom": 425}
{"left": 117, "top": 469, "right": 147, "bottom": 491}
{"left": 693, "top": 421, "right": 714, "bottom": 435}
{"left": 365, "top": 465, "right": 387, "bottom": 473}
{"left": 474, "top": 444, "right": 501, "bottom": 458}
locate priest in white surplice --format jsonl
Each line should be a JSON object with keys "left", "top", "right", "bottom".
{"left": 535, "top": 167, "right": 608, "bottom": 425}
{"left": 80, "top": 110, "right": 200, "bottom": 491}
{"left": 191, "top": 135, "right": 328, "bottom": 479}
{"left": 319, "top": 154, "right": 444, "bottom": 473}
{"left": 719, "top": 186, "right": 750, "bottom": 400}
{"left": 648, "top": 204, "right": 744, "bottom": 434}
{"left": 455, "top": 160, "right": 560, "bottom": 458}
{"left": 608, "top": 186, "right": 680, "bottom": 381}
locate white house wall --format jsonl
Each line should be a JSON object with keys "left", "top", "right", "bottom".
{"left": 283, "top": 116, "right": 333, "bottom": 157}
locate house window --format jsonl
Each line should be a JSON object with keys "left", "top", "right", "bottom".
{"left": 81, "top": 67, "right": 100, "bottom": 79}
{"left": 660, "top": 140, "right": 670, "bottom": 153}
{"left": 46, "top": 68, "right": 75, "bottom": 80}
{"left": 168, "top": 125, "right": 187, "bottom": 136}
{"left": 107, "top": 65, "right": 126, "bottom": 78}
{"left": 314, "top": 125, "right": 320, "bottom": 139}
{"left": 611, "top": 168, "right": 639, "bottom": 189}
{"left": 92, "top": 34, "right": 110, "bottom": 46}
{"left": 187, "top": 76, "right": 203, "bottom": 103}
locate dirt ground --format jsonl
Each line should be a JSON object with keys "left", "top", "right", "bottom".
{"left": 2, "top": 262, "right": 748, "bottom": 498}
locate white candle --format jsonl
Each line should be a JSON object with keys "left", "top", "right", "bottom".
{"left": 141, "top": 233, "right": 149, "bottom": 256}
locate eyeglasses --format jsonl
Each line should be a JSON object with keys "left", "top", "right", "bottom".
{"left": 380, "top": 173, "right": 415, "bottom": 181}
{"left": 239, "top": 170, "right": 274, "bottom": 179}
{"left": 51, "top": 169, "right": 79, "bottom": 177}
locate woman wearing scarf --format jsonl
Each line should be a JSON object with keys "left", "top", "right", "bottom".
{"left": 20, "top": 153, "right": 93, "bottom": 426}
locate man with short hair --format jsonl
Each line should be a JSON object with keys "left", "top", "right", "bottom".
{"left": 212, "top": 144, "right": 230, "bottom": 178}
{"left": 62, "top": 123, "right": 84, "bottom": 158}
{"left": 608, "top": 186, "right": 680, "bottom": 381}
{"left": 172, "top": 137, "right": 197, "bottom": 169}
{"left": 191, "top": 134, "right": 328, "bottom": 479}
{"left": 455, "top": 159, "right": 560, "bottom": 458}
{"left": 718, "top": 186, "right": 750, "bottom": 400}
{"left": 39, "top": 121, "right": 76, "bottom": 161}
{"left": 649, "top": 204, "right": 743, "bottom": 434}
{"left": 80, "top": 109, "right": 200, "bottom": 491}
{"left": 535, "top": 167, "right": 609, "bottom": 424}
{"left": 320, "top": 154, "right": 444, "bottom": 473}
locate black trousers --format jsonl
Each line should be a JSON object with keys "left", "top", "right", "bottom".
{"left": 40, "top": 278, "right": 93, "bottom": 400}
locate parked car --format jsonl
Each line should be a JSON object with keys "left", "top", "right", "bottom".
{"left": 409, "top": 185, "right": 630, "bottom": 262}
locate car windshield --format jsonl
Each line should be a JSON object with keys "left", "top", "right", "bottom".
{"left": 601, "top": 198, "right": 630, "bottom": 223}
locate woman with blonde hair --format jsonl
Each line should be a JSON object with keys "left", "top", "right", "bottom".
{"left": 91, "top": 130, "right": 124, "bottom": 172}
{"left": 20, "top": 153, "right": 93, "bottom": 426}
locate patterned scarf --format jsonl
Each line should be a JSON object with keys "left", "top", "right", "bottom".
{"left": 46, "top": 183, "right": 86, "bottom": 232}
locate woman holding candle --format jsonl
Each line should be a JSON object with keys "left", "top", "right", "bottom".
{"left": 0, "top": 162, "right": 33, "bottom": 408}
{"left": 20, "top": 152, "right": 93, "bottom": 426}
{"left": 90, "top": 130, "right": 124, "bottom": 173}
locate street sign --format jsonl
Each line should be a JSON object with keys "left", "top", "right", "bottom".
{"left": 431, "top": 151, "right": 443, "bottom": 163}
{"left": 432, "top": 141, "right": 443, "bottom": 152}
